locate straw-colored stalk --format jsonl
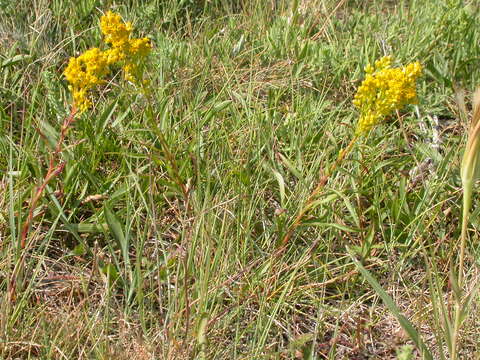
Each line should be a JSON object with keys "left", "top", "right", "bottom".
{"left": 452, "top": 88, "right": 480, "bottom": 359}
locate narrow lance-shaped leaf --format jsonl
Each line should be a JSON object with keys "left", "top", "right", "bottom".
{"left": 347, "top": 247, "right": 433, "bottom": 360}
{"left": 104, "top": 205, "right": 129, "bottom": 268}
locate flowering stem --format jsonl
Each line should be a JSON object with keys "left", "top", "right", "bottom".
{"left": 9, "top": 107, "right": 77, "bottom": 302}
{"left": 143, "top": 98, "right": 189, "bottom": 202}
{"left": 20, "top": 107, "right": 77, "bottom": 249}
{"left": 280, "top": 135, "right": 358, "bottom": 247}
{"left": 452, "top": 88, "right": 480, "bottom": 357}
{"left": 458, "top": 183, "right": 470, "bottom": 295}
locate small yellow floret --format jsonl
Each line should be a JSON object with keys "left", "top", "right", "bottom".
{"left": 100, "top": 11, "right": 133, "bottom": 49}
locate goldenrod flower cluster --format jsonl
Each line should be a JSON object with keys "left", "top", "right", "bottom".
{"left": 64, "top": 11, "right": 152, "bottom": 112}
{"left": 353, "top": 56, "right": 422, "bottom": 135}
{"left": 100, "top": 11, "right": 152, "bottom": 84}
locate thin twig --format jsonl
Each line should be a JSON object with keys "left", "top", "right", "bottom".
{"left": 280, "top": 136, "right": 358, "bottom": 246}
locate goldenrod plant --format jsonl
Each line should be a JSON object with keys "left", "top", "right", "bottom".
{"left": 281, "top": 56, "right": 422, "bottom": 246}
{"left": 351, "top": 85, "right": 480, "bottom": 359}
{"left": 12, "top": 11, "right": 152, "bottom": 301}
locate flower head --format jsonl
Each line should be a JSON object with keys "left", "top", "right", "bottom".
{"left": 353, "top": 56, "right": 422, "bottom": 135}
{"left": 100, "top": 11, "right": 152, "bottom": 83}
{"left": 100, "top": 11, "right": 133, "bottom": 50}
{"left": 63, "top": 48, "right": 110, "bottom": 112}
{"left": 461, "top": 88, "right": 480, "bottom": 190}
{"left": 63, "top": 11, "right": 152, "bottom": 111}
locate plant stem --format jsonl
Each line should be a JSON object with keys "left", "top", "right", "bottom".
{"left": 20, "top": 107, "right": 77, "bottom": 248}
{"left": 9, "top": 107, "right": 77, "bottom": 302}
{"left": 280, "top": 135, "right": 358, "bottom": 246}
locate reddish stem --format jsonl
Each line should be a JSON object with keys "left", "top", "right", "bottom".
{"left": 280, "top": 136, "right": 358, "bottom": 247}
{"left": 20, "top": 108, "right": 77, "bottom": 248}
{"left": 9, "top": 108, "right": 77, "bottom": 303}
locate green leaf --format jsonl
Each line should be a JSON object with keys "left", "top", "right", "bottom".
{"left": 396, "top": 345, "right": 414, "bottom": 360}
{"left": 460, "top": 277, "right": 480, "bottom": 325}
{"left": 101, "top": 263, "right": 120, "bottom": 286}
{"left": 232, "top": 34, "right": 245, "bottom": 57}
{"left": 271, "top": 168, "right": 286, "bottom": 207}
{"left": 71, "top": 223, "right": 108, "bottom": 233}
{"left": 40, "top": 120, "right": 59, "bottom": 150}
{"left": 301, "top": 193, "right": 339, "bottom": 213}
{"left": 277, "top": 152, "right": 303, "bottom": 180}
{"left": 104, "top": 205, "right": 129, "bottom": 266}
{"left": 71, "top": 243, "right": 87, "bottom": 256}
{"left": 1, "top": 54, "right": 31, "bottom": 68}
{"left": 96, "top": 99, "right": 118, "bottom": 135}
{"left": 302, "top": 221, "right": 361, "bottom": 233}
{"left": 330, "top": 189, "right": 360, "bottom": 227}
{"left": 212, "top": 100, "right": 232, "bottom": 113}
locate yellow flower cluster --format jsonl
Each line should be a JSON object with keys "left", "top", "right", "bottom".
{"left": 64, "top": 11, "right": 152, "bottom": 112}
{"left": 63, "top": 48, "right": 110, "bottom": 111}
{"left": 353, "top": 56, "right": 422, "bottom": 135}
{"left": 100, "top": 11, "right": 152, "bottom": 83}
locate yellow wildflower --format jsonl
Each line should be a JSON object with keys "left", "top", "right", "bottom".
{"left": 100, "top": 11, "right": 152, "bottom": 84}
{"left": 353, "top": 56, "right": 422, "bottom": 135}
{"left": 100, "top": 11, "right": 133, "bottom": 50}
{"left": 63, "top": 48, "right": 110, "bottom": 112}
{"left": 64, "top": 11, "right": 152, "bottom": 111}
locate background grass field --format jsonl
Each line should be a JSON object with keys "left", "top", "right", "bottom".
{"left": 1, "top": 0, "right": 480, "bottom": 358}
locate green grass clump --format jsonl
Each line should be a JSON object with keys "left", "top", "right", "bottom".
{"left": 1, "top": 0, "right": 480, "bottom": 358}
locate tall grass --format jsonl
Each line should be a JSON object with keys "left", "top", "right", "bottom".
{"left": 1, "top": 0, "right": 480, "bottom": 358}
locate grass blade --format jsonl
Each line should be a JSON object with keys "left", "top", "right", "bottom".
{"left": 347, "top": 247, "right": 433, "bottom": 360}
